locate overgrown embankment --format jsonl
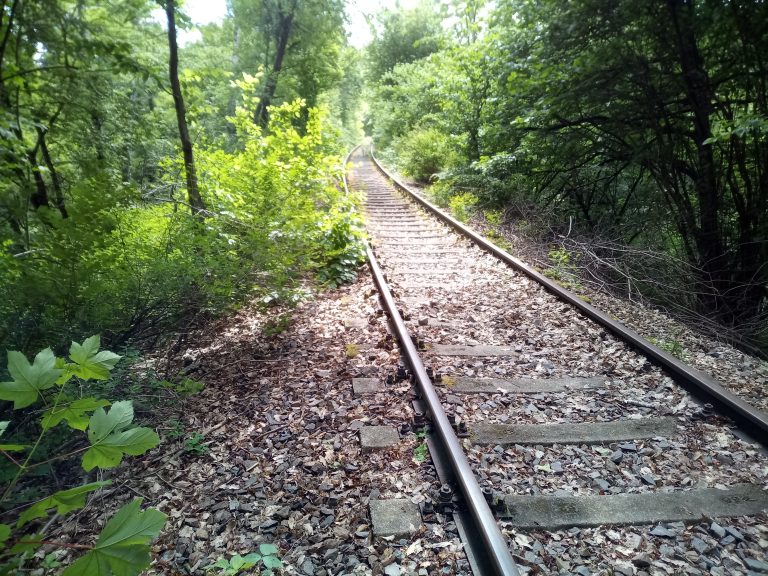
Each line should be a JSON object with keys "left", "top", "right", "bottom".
{"left": 363, "top": 0, "right": 768, "bottom": 355}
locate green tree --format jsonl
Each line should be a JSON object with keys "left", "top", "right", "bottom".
{"left": 229, "top": 0, "right": 346, "bottom": 129}
{"left": 365, "top": 0, "right": 444, "bottom": 82}
{"left": 490, "top": 0, "right": 768, "bottom": 332}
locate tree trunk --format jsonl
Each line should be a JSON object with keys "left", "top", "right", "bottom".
{"left": 28, "top": 151, "right": 49, "bottom": 210}
{"left": 0, "top": 0, "right": 20, "bottom": 106}
{"left": 254, "top": 1, "right": 296, "bottom": 128}
{"left": 37, "top": 127, "right": 68, "bottom": 219}
{"left": 667, "top": 0, "right": 727, "bottom": 312}
{"left": 164, "top": 0, "right": 206, "bottom": 217}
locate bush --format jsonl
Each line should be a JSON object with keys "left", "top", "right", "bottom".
{"left": 392, "top": 127, "right": 462, "bottom": 183}
{"left": 0, "top": 77, "right": 366, "bottom": 354}
{"left": 448, "top": 192, "right": 479, "bottom": 223}
{"left": 0, "top": 336, "right": 165, "bottom": 574}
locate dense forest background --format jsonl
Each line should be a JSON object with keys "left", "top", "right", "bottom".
{"left": 2, "top": 0, "right": 766, "bottom": 356}
{"left": 365, "top": 0, "right": 768, "bottom": 355}
{"left": 0, "top": 0, "right": 367, "bottom": 356}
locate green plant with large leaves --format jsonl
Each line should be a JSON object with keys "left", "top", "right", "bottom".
{"left": 0, "top": 335, "right": 166, "bottom": 574}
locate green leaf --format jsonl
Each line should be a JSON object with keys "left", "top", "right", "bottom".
{"left": 0, "top": 524, "right": 10, "bottom": 549}
{"left": 241, "top": 552, "right": 262, "bottom": 565}
{"left": 42, "top": 398, "right": 111, "bottom": 431}
{"left": 229, "top": 554, "right": 247, "bottom": 570}
{"left": 0, "top": 349, "right": 62, "bottom": 408}
{"left": 88, "top": 401, "right": 134, "bottom": 441}
{"left": 262, "top": 555, "right": 283, "bottom": 569}
{"left": 0, "top": 422, "right": 7, "bottom": 437}
{"left": 69, "top": 335, "right": 99, "bottom": 364}
{"left": 17, "top": 482, "right": 110, "bottom": 528}
{"left": 82, "top": 402, "right": 159, "bottom": 471}
{"left": 69, "top": 336, "right": 121, "bottom": 381}
{"left": 259, "top": 543, "right": 279, "bottom": 556}
{"left": 10, "top": 533, "right": 43, "bottom": 554}
{"left": 61, "top": 499, "right": 166, "bottom": 576}
{"left": 0, "top": 444, "right": 28, "bottom": 452}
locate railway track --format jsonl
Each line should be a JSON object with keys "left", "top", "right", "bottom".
{"left": 346, "top": 147, "right": 768, "bottom": 575}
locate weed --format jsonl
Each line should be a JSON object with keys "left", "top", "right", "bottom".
{"left": 649, "top": 332, "right": 686, "bottom": 360}
{"left": 41, "top": 552, "right": 62, "bottom": 572}
{"left": 161, "top": 377, "right": 205, "bottom": 396}
{"left": 413, "top": 442, "right": 428, "bottom": 462}
{"left": 544, "top": 246, "right": 583, "bottom": 291}
{"left": 0, "top": 336, "right": 165, "bottom": 573}
{"left": 263, "top": 313, "right": 292, "bottom": 338}
{"left": 206, "top": 545, "right": 282, "bottom": 575}
{"left": 165, "top": 419, "right": 185, "bottom": 439}
{"left": 184, "top": 432, "right": 209, "bottom": 455}
{"left": 345, "top": 343, "right": 359, "bottom": 358}
{"left": 484, "top": 209, "right": 504, "bottom": 227}
{"left": 486, "top": 229, "right": 512, "bottom": 251}
{"left": 448, "top": 192, "right": 479, "bottom": 223}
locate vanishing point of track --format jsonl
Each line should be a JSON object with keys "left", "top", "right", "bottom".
{"left": 346, "top": 147, "right": 768, "bottom": 576}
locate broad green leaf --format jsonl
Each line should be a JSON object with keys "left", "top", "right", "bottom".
{"left": 69, "top": 335, "right": 100, "bottom": 363}
{"left": 0, "top": 444, "right": 28, "bottom": 452}
{"left": 10, "top": 533, "right": 43, "bottom": 554}
{"left": 82, "top": 402, "right": 159, "bottom": 471}
{"left": 61, "top": 499, "right": 166, "bottom": 576}
{"left": 17, "top": 482, "right": 110, "bottom": 528}
{"left": 69, "top": 336, "right": 121, "bottom": 381}
{"left": 88, "top": 401, "right": 134, "bottom": 442}
{"left": 230, "top": 554, "right": 247, "bottom": 570}
{"left": 242, "top": 553, "right": 262, "bottom": 564}
{"left": 0, "top": 349, "right": 62, "bottom": 408}
{"left": 0, "top": 422, "right": 7, "bottom": 437}
{"left": 0, "top": 524, "right": 10, "bottom": 548}
{"left": 82, "top": 428, "right": 160, "bottom": 471}
{"left": 262, "top": 555, "right": 283, "bottom": 569}
{"left": 42, "top": 398, "right": 111, "bottom": 431}
{"left": 259, "top": 543, "right": 279, "bottom": 556}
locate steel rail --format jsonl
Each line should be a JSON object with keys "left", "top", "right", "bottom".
{"left": 368, "top": 151, "right": 768, "bottom": 445}
{"left": 365, "top": 247, "right": 520, "bottom": 576}
{"left": 344, "top": 147, "right": 520, "bottom": 576}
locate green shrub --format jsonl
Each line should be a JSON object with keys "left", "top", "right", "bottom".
{"left": 0, "top": 78, "right": 365, "bottom": 355}
{"left": 0, "top": 335, "right": 165, "bottom": 574}
{"left": 392, "top": 127, "right": 462, "bottom": 183}
{"left": 448, "top": 192, "right": 479, "bottom": 223}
